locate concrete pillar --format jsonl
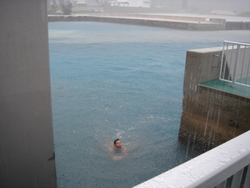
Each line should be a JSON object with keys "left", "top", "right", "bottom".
{"left": 0, "top": 1, "right": 57, "bottom": 188}
{"left": 182, "top": 47, "right": 223, "bottom": 95}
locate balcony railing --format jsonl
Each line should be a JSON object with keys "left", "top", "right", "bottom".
{"left": 134, "top": 131, "right": 250, "bottom": 188}
{"left": 220, "top": 40, "right": 250, "bottom": 87}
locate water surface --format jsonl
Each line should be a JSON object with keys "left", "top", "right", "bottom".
{"left": 49, "top": 22, "right": 250, "bottom": 188}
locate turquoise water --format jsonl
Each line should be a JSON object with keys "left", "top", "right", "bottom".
{"left": 200, "top": 79, "right": 250, "bottom": 98}
{"left": 49, "top": 22, "right": 250, "bottom": 188}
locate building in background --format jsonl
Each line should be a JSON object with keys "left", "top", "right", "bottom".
{"left": 110, "top": 0, "right": 150, "bottom": 8}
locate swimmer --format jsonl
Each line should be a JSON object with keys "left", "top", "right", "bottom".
{"left": 109, "top": 139, "right": 127, "bottom": 160}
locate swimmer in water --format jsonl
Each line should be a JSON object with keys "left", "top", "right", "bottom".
{"left": 109, "top": 139, "right": 127, "bottom": 160}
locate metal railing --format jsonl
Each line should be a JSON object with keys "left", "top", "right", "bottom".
{"left": 220, "top": 40, "right": 250, "bottom": 87}
{"left": 134, "top": 131, "right": 250, "bottom": 188}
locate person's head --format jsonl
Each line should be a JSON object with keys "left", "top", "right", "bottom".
{"left": 114, "top": 139, "right": 122, "bottom": 148}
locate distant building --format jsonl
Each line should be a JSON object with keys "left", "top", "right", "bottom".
{"left": 73, "top": 0, "right": 104, "bottom": 12}
{"left": 86, "top": 0, "right": 100, "bottom": 6}
{"left": 74, "top": 0, "right": 100, "bottom": 7}
{"left": 110, "top": 0, "right": 150, "bottom": 8}
{"left": 75, "top": 0, "right": 87, "bottom": 6}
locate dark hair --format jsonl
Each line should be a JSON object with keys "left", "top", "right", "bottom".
{"left": 114, "top": 139, "right": 120, "bottom": 145}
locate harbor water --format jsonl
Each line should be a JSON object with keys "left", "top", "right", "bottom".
{"left": 49, "top": 22, "right": 250, "bottom": 188}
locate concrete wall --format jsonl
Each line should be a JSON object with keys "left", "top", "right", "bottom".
{"left": 48, "top": 15, "right": 225, "bottom": 30}
{"left": 179, "top": 47, "right": 250, "bottom": 150}
{"left": 182, "top": 47, "right": 223, "bottom": 94}
{"left": 100, "top": 13, "right": 225, "bottom": 23}
{"left": 48, "top": 14, "right": 250, "bottom": 30}
{"left": 0, "top": 1, "right": 57, "bottom": 188}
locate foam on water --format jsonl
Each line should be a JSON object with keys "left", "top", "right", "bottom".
{"left": 49, "top": 21, "right": 250, "bottom": 188}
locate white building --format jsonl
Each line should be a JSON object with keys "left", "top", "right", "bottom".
{"left": 110, "top": 0, "right": 150, "bottom": 8}
{"left": 75, "top": 0, "right": 87, "bottom": 6}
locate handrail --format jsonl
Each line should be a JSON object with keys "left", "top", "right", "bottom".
{"left": 223, "top": 40, "right": 250, "bottom": 46}
{"left": 219, "top": 41, "right": 250, "bottom": 87}
{"left": 134, "top": 131, "right": 250, "bottom": 188}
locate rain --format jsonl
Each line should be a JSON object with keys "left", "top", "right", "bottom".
{"left": 48, "top": 1, "right": 250, "bottom": 187}
{"left": 1, "top": 0, "right": 250, "bottom": 188}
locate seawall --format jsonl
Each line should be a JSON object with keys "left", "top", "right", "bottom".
{"left": 226, "top": 21, "right": 250, "bottom": 30}
{"left": 48, "top": 14, "right": 224, "bottom": 31}
{"left": 48, "top": 14, "right": 250, "bottom": 30}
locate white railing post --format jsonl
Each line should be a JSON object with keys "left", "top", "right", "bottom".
{"left": 243, "top": 165, "right": 250, "bottom": 188}
{"left": 231, "top": 44, "right": 240, "bottom": 85}
{"left": 231, "top": 169, "right": 244, "bottom": 188}
{"left": 219, "top": 41, "right": 226, "bottom": 80}
{"left": 216, "top": 181, "right": 226, "bottom": 188}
